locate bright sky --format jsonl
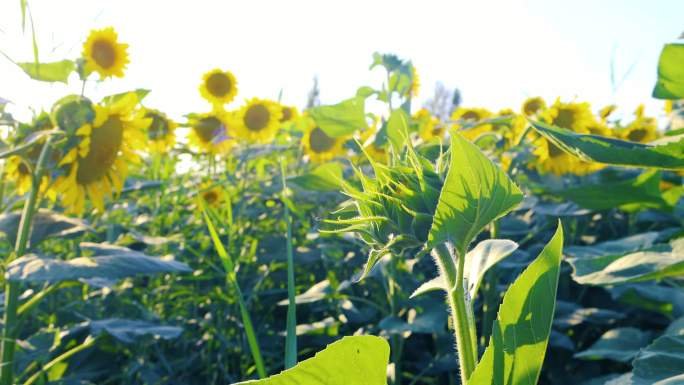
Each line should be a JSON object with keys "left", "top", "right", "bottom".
{"left": 0, "top": 0, "right": 682, "bottom": 122}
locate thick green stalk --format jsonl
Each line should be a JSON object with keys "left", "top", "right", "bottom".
{"left": 433, "top": 244, "right": 478, "bottom": 385}
{"left": 280, "top": 161, "right": 297, "bottom": 369}
{"left": 1, "top": 137, "right": 53, "bottom": 385}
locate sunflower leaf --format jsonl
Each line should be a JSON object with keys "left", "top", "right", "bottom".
{"left": 233, "top": 335, "right": 389, "bottom": 385}
{"left": 0, "top": 209, "right": 92, "bottom": 249}
{"left": 310, "top": 96, "right": 366, "bottom": 138}
{"left": 530, "top": 120, "right": 684, "bottom": 169}
{"left": 427, "top": 133, "right": 523, "bottom": 254}
{"left": 16, "top": 59, "right": 75, "bottom": 83}
{"left": 386, "top": 108, "right": 409, "bottom": 153}
{"left": 653, "top": 43, "right": 684, "bottom": 100}
{"left": 65, "top": 318, "right": 183, "bottom": 344}
{"left": 289, "top": 162, "right": 344, "bottom": 192}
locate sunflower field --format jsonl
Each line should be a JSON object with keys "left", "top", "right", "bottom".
{"left": 1, "top": 6, "right": 684, "bottom": 385}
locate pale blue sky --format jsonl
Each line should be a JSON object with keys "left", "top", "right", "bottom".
{"left": 0, "top": 0, "right": 682, "bottom": 122}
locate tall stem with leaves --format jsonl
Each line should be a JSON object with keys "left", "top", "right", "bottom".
{"left": 280, "top": 160, "right": 297, "bottom": 369}
{"left": 1, "top": 136, "right": 53, "bottom": 385}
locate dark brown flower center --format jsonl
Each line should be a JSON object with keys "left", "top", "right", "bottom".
{"left": 206, "top": 73, "right": 232, "bottom": 98}
{"left": 309, "top": 127, "right": 336, "bottom": 153}
{"left": 553, "top": 108, "right": 577, "bottom": 130}
{"left": 628, "top": 129, "right": 648, "bottom": 142}
{"left": 194, "top": 117, "right": 223, "bottom": 143}
{"left": 76, "top": 115, "right": 123, "bottom": 184}
{"left": 461, "top": 111, "right": 481, "bottom": 121}
{"left": 280, "top": 107, "right": 292, "bottom": 122}
{"left": 91, "top": 40, "right": 116, "bottom": 69}
{"left": 146, "top": 112, "right": 170, "bottom": 140}
{"left": 548, "top": 142, "right": 564, "bottom": 158}
{"left": 244, "top": 104, "right": 270, "bottom": 131}
{"left": 203, "top": 191, "right": 218, "bottom": 204}
{"left": 524, "top": 100, "right": 542, "bottom": 115}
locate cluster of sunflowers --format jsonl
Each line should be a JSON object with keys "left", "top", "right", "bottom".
{"left": 3, "top": 26, "right": 670, "bottom": 218}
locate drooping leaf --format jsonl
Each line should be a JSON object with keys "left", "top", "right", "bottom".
{"left": 233, "top": 335, "right": 390, "bottom": 385}
{"left": 427, "top": 133, "right": 523, "bottom": 254}
{"left": 530, "top": 120, "right": 684, "bottom": 169}
{"left": 552, "top": 171, "right": 671, "bottom": 211}
{"left": 469, "top": 223, "right": 563, "bottom": 385}
{"left": 68, "top": 318, "right": 182, "bottom": 344}
{"left": 0, "top": 209, "right": 92, "bottom": 248}
{"left": 102, "top": 89, "right": 150, "bottom": 105}
{"left": 653, "top": 43, "right": 684, "bottom": 100}
{"left": 410, "top": 276, "right": 446, "bottom": 298}
{"left": 465, "top": 239, "right": 518, "bottom": 299}
{"left": 565, "top": 232, "right": 660, "bottom": 260}
{"left": 7, "top": 246, "right": 191, "bottom": 283}
{"left": 568, "top": 238, "right": 684, "bottom": 286}
{"left": 289, "top": 162, "right": 344, "bottom": 192}
{"left": 0, "top": 129, "right": 58, "bottom": 159}
{"left": 17, "top": 60, "right": 75, "bottom": 83}
{"left": 309, "top": 96, "right": 366, "bottom": 138}
{"left": 574, "top": 327, "right": 652, "bottom": 363}
{"left": 386, "top": 108, "right": 409, "bottom": 152}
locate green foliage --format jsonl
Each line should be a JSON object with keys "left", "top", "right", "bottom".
{"left": 386, "top": 109, "right": 409, "bottom": 152}
{"left": 652, "top": 43, "right": 684, "bottom": 99}
{"left": 288, "top": 162, "right": 344, "bottom": 192}
{"left": 16, "top": 60, "right": 75, "bottom": 83}
{"left": 469, "top": 223, "right": 563, "bottom": 385}
{"left": 0, "top": 209, "right": 91, "bottom": 248}
{"left": 574, "top": 327, "right": 652, "bottom": 363}
{"left": 530, "top": 120, "right": 684, "bottom": 169}
{"left": 234, "top": 336, "right": 389, "bottom": 385}
{"left": 427, "top": 133, "right": 523, "bottom": 254}
{"left": 309, "top": 96, "right": 366, "bottom": 137}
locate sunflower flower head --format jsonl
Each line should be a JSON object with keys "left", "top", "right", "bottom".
{"left": 414, "top": 108, "right": 444, "bottom": 142}
{"left": 451, "top": 107, "right": 494, "bottom": 141}
{"left": 198, "top": 182, "right": 226, "bottom": 209}
{"left": 541, "top": 99, "right": 595, "bottom": 133}
{"left": 234, "top": 98, "right": 282, "bottom": 144}
{"left": 144, "top": 109, "right": 177, "bottom": 153}
{"left": 302, "top": 117, "right": 348, "bottom": 163}
{"left": 187, "top": 109, "right": 235, "bottom": 155}
{"left": 82, "top": 27, "right": 129, "bottom": 79}
{"left": 199, "top": 69, "right": 238, "bottom": 106}
{"left": 52, "top": 93, "right": 148, "bottom": 215}
{"left": 620, "top": 104, "right": 659, "bottom": 143}
{"left": 522, "top": 97, "right": 546, "bottom": 117}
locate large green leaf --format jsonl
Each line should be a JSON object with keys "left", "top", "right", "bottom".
{"left": 552, "top": 171, "right": 671, "bottom": 212}
{"left": 465, "top": 239, "right": 518, "bottom": 299}
{"left": 67, "top": 318, "right": 183, "bottom": 344}
{"left": 427, "top": 133, "right": 523, "bottom": 253}
{"left": 574, "top": 327, "right": 652, "bottom": 363}
{"left": 0, "top": 209, "right": 92, "bottom": 249}
{"left": 568, "top": 238, "right": 684, "bottom": 286}
{"left": 386, "top": 108, "right": 409, "bottom": 152}
{"left": 653, "top": 43, "right": 684, "bottom": 99}
{"left": 233, "top": 335, "right": 389, "bottom": 385}
{"left": 17, "top": 60, "right": 75, "bottom": 83}
{"left": 309, "top": 96, "right": 366, "bottom": 138}
{"left": 530, "top": 120, "right": 684, "bottom": 169}
{"left": 289, "top": 162, "right": 344, "bottom": 192}
{"left": 7, "top": 245, "right": 191, "bottom": 283}
{"left": 631, "top": 334, "right": 684, "bottom": 384}
{"left": 469, "top": 223, "right": 563, "bottom": 385}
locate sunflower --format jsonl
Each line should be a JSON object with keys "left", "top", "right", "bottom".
{"left": 414, "top": 108, "right": 445, "bottom": 141}
{"left": 302, "top": 118, "right": 348, "bottom": 163}
{"left": 279, "top": 105, "right": 300, "bottom": 123}
{"left": 495, "top": 109, "right": 528, "bottom": 148}
{"left": 542, "top": 99, "right": 595, "bottom": 133}
{"left": 522, "top": 97, "right": 546, "bottom": 117}
{"left": 619, "top": 104, "right": 659, "bottom": 143}
{"left": 451, "top": 107, "right": 494, "bottom": 141}
{"left": 53, "top": 93, "right": 147, "bottom": 215}
{"left": 234, "top": 98, "right": 282, "bottom": 143}
{"left": 187, "top": 109, "right": 235, "bottom": 154}
{"left": 144, "top": 109, "right": 177, "bottom": 153}
{"left": 198, "top": 182, "right": 225, "bottom": 209}
{"left": 410, "top": 65, "right": 420, "bottom": 98}
{"left": 532, "top": 138, "right": 587, "bottom": 176}
{"left": 5, "top": 155, "right": 33, "bottom": 195}
{"left": 82, "top": 27, "right": 129, "bottom": 79}
{"left": 598, "top": 105, "right": 617, "bottom": 122}
{"left": 199, "top": 69, "right": 238, "bottom": 106}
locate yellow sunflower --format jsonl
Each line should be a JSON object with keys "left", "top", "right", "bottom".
{"left": 414, "top": 108, "right": 445, "bottom": 141}
{"left": 53, "top": 93, "right": 147, "bottom": 215}
{"left": 542, "top": 99, "right": 595, "bottom": 133}
{"left": 452, "top": 107, "right": 494, "bottom": 141}
{"left": 598, "top": 105, "right": 617, "bottom": 122}
{"left": 82, "top": 27, "right": 129, "bottom": 79}
{"left": 619, "top": 104, "right": 659, "bottom": 143}
{"left": 410, "top": 65, "right": 420, "bottom": 98}
{"left": 234, "top": 98, "right": 282, "bottom": 144}
{"left": 5, "top": 155, "right": 33, "bottom": 195}
{"left": 494, "top": 109, "right": 528, "bottom": 148}
{"left": 199, "top": 69, "right": 238, "bottom": 106}
{"left": 522, "top": 97, "right": 547, "bottom": 117}
{"left": 532, "top": 138, "right": 587, "bottom": 176}
{"left": 187, "top": 109, "right": 235, "bottom": 155}
{"left": 144, "top": 109, "right": 177, "bottom": 153}
{"left": 279, "top": 105, "right": 300, "bottom": 124}
{"left": 198, "top": 182, "right": 225, "bottom": 209}
{"left": 302, "top": 118, "right": 348, "bottom": 163}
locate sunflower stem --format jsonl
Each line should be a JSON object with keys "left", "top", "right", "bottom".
{"left": 433, "top": 243, "right": 478, "bottom": 385}
{"left": 1, "top": 136, "right": 53, "bottom": 385}
{"left": 280, "top": 160, "right": 297, "bottom": 369}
